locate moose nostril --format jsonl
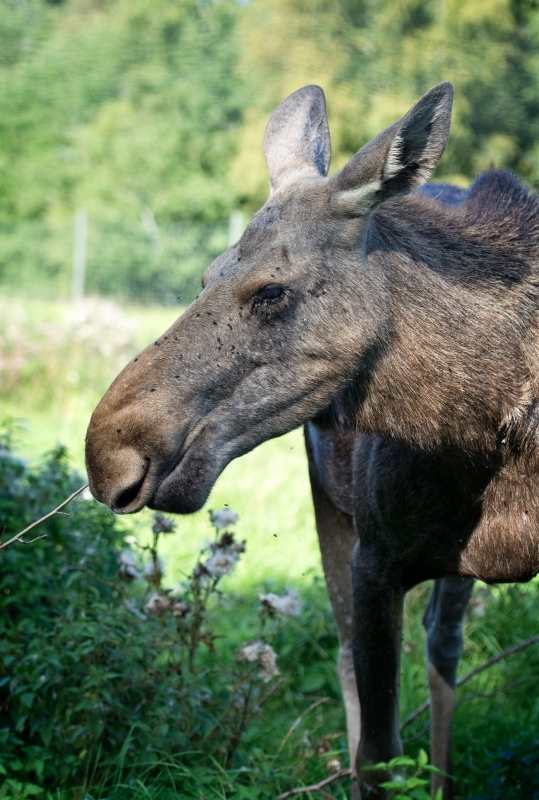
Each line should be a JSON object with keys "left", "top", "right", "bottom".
{"left": 113, "top": 474, "right": 147, "bottom": 511}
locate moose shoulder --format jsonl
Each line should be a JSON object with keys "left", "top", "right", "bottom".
{"left": 86, "top": 83, "right": 539, "bottom": 799}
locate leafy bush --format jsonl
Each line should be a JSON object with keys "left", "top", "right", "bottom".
{"left": 0, "top": 426, "right": 342, "bottom": 798}
{"left": 363, "top": 750, "right": 445, "bottom": 800}
{"left": 469, "top": 739, "right": 539, "bottom": 799}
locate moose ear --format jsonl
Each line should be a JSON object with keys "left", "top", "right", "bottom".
{"left": 330, "top": 82, "right": 453, "bottom": 215}
{"left": 263, "top": 85, "right": 331, "bottom": 193}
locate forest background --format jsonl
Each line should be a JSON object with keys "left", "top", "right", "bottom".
{"left": 3, "top": 0, "right": 539, "bottom": 304}
{"left": 3, "top": 1, "right": 539, "bottom": 798}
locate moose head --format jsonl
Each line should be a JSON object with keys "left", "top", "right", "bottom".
{"left": 85, "top": 82, "right": 453, "bottom": 515}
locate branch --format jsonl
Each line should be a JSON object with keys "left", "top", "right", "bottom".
{"left": 401, "top": 634, "right": 539, "bottom": 730}
{"left": 401, "top": 677, "right": 530, "bottom": 745}
{"left": 273, "top": 697, "right": 331, "bottom": 763}
{"left": 455, "top": 635, "right": 539, "bottom": 688}
{"left": 278, "top": 769, "right": 352, "bottom": 799}
{"left": 0, "top": 483, "right": 89, "bottom": 551}
{"left": 225, "top": 677, "right": 286, "bottom": 768}
{"left": 402, "top": 723, "right": 431, "bottom": 746}
{"left": 456, "top": 676, "right": 530, "bottom": 709}
{"left": 242, "top": 676, "right": 286, "bottom": 731}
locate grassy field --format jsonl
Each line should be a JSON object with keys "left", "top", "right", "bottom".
{"left": 0, "top": 296, "right": 321, "bottom": 588}
{"left": 2, "top": 295, "right": 539, "bottom": 798}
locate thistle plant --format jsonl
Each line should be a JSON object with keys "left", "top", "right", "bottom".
{"left": 119, "top": 506, "right": 298, "bottom": 767}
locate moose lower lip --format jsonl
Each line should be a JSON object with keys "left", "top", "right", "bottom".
{"left": 149, "top": 429, "right": 220, "bottom": 514}
{"left": 150, "top": 439, "right": 195, "bottom": 504}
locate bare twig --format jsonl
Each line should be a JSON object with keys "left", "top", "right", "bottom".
{"left": 0, "top": 483, "right": 89, "bottom": 551}
{"left": 402, "top": 676, "right": 531, "bottom": 744}
{"left": 242, "top": 676, "right": 286, "bottom": 731}
{"left": 400, "top": 698, "right": 435, "bottom": 731}
{"left": 225, "top": 677, "right": 286, "bottom": 768}
{"left": 278, "top": 768, "right": 352, "bottom": 799}
{"left": 401, "top": 634, "right": 539, "bottom": 730}
{"left": 456, "top": 635, "right": 539, "bottom": 687}
{"left": 455, "top": 676, "right": 530, "bottom": 708}
{"left": 273, "top": 697, "right": 331, "bottom": 763}
{"left": 402, "top": 722, "right": 431, "bottom": 746}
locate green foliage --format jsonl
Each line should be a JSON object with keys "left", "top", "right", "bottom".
{"left": 0, "top": 426, "right": 349, "bottom": 798}
{"left": 362, "top": 749, "right": 445, "bottom": 800}
{"left": 3, "top": 0, "right": 539, "bottom": 228}
{"left": 469, "top": 738, "right": 539, "bottom": 799}
{"left": 0, "top": 0, "right": 244, "bottom": 225}
{"left": 234, "top": 0, "right": 539, "bottom": 209}
{"left": 3, "top": 0, "right": 539, "bottom": 302}
{"left": 0, "top": 218, "right": 227, "bottom": 305}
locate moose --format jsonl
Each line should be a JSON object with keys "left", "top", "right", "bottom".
{"left": 86, "top": 82, "right": 539, "bottom": 798}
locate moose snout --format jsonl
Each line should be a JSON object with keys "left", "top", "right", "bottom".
{"left": 86, "top": 441, "right": 154, "bottom": 513}
{"left": 85, "top": 383, "right": 188, "bottom": 514}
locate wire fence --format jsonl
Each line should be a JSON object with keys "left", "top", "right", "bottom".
{"left": 0, "top": 212, "right": 244, "bottom": 307}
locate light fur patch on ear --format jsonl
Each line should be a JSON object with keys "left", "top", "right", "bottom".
{"left": 330, "top": 180, "right": 381, "bottom": 215}
{"left": 383, "top": 134, "right": 404, "bottom": 180}
{"left": 383, "top": 98, "right": 450, "bottom": 186}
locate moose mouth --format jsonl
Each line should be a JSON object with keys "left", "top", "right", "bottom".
{"left": 107, "top": 437, "right": 201, "bottom": 516}
{"left": 133, "top": 430, "right": 230, "bottom": 515}
{"left": 149, "top": 440, "right": 218, "bottom": 515}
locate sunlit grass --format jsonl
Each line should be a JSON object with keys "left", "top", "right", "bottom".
{"left": 0, "top": 295, "right": 320, "bottom": 588}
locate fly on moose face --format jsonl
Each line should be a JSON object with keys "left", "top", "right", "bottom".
{"left": 86, "top": 73, "right": 451, "bottom": 522}
{"left": 86, "top": 181, "right": 382, "bottom": 517}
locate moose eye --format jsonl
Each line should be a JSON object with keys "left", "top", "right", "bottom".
{"left": 253, "top": 284, "right": 286, "bottom": 308}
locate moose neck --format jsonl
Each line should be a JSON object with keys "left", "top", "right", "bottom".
{"left": 350, "top": 193, "right": 536, "bottom": 457}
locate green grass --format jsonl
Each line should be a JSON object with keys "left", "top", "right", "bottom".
{"left": 0, "top": 295, "right": 320, "bottom": 588}
{"left": 2, "top": 296, "right": 539, "bottom": 798}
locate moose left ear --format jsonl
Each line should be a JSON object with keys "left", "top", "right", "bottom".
{"left": 263, "top": 85, "right": 331, "bottom": 194}
{"left": 330, "top": 82, "right": 453, "bottom": 215}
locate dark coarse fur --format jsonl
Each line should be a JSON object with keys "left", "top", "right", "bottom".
{"left": 356, "top": 172, "right": 539, "bottom": 583}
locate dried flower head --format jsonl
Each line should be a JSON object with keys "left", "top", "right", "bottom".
{"left": 237, "top": 642, "right": 262, "bottom": 663}
{"left": 204, "top": 535, "right": 246, "bottom": 578}
{"left": 152, "top": 513, "right": 176, "bottom": 534}
{"left": 326, "top": 758, "right": 343, "bottom": 774}
{"left": 171, "top": 599, "right": 191, "bottom": 617}
{"left": 205, "top": 552, "right": 237, "bottom": 578}
{"left": 217, "top": 532, "right": 234, "bottom": 547}
{"left": 144, "top": 593, "right": 171, "bottom": 614}
{"left": 192, "top": 562, "right": 210, "bottom": 581}
{"left": 237, "top": 641, "right": 279, "bottom": 682}
{"left": 117, "top": 549, "right": 138, "bottom": 581}
{"left": 210, "top": 508, "right": 238, "bottom": 530}
{"left": 144, "top": 591, "right": 190, "bottom": 617}
{"left": 259, "top": 589, "right": 300, "bottom": 617}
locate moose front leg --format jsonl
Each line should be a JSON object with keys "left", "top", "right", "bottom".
{"left": 305, "top": 428, "right": 361, "bottom": 799}
{"left": 423, "top": 576, "right": 474, "bottom": 799}
{"left": 352, "top": 541, "right": 405, "bottom": 797}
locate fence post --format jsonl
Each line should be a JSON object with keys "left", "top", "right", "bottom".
{"left": 71, "top": 208, "right": 88, "bottom": 302}
{"left": 141, "top": 207, "right": 162, "bottom": 250}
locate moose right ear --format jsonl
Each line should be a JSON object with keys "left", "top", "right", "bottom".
{"left": 263, "top": 85, "right": 331, "bottom": 194}
{"left": 329, "top": 82, "right": 454, "bottom": 215}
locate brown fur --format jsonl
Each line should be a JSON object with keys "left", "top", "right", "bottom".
{"left": 86, "top": 83, "right": 539, "bottom": 797}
